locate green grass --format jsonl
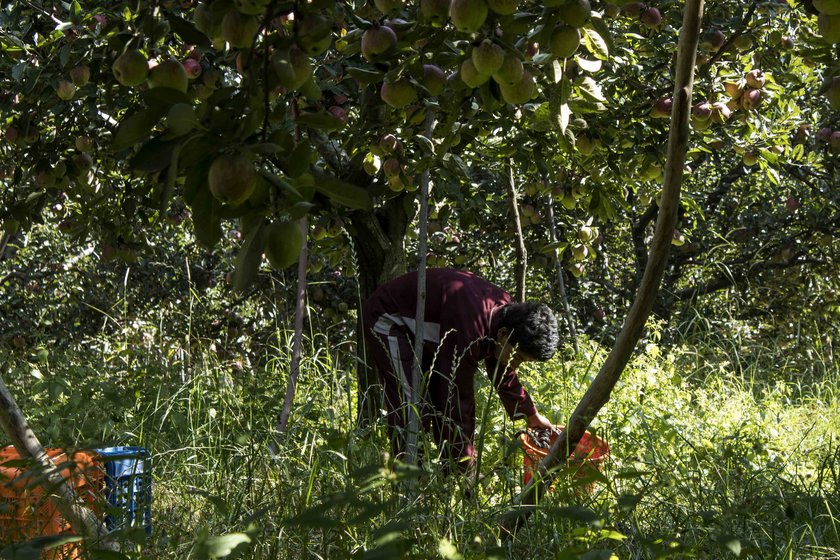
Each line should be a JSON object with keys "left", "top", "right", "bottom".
{"left": 2, "top": 317, "right": 839, "bottom": 559}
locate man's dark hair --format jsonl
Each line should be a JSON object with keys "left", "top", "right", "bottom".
{"left": 497, "top": 302, "right": 558, "bottom": 361}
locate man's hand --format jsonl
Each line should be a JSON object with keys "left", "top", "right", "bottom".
{"left": 526, "top": 411, "right": 554, "bottom": 429}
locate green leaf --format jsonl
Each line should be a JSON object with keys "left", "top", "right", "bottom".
{"left": 718, "top": 535, "right": 742, "bottom": 556}
{"left": 166, "top": 13, "right": 211, "bottom": 47}
{"left": 413, "top": 134, "right": 435, "bottom": 156}
{"left": 346, "top": 66, "right": 385, "bottom": 85}
{"left": 233, "top": 220, "right": 266, "bottom": 292}
{"left": 160, "top": 142, "right": 183, "bottom": 213}
{"left": 203, "top": 533, "right": 252, "bottom": 559}
{"left": 295, "top": 111, "right": 345, "bottom": 131}
{"left": 314, "top": 177, "right": 373, "bottom": 210}
{"left": 190, "top": 185, "right": 222, "bottom": 248}
{"left": 583, "top": 27, "right": 609, "bottom": 60}
{"left": 578, "top": 77, "right": 607, "bottom": 104}
{"left": 112, "top": 108, "right": 166, "bottom": 151}
{"left": 284, "top": 143, "right": 313, "bottom": 178}
{"left": 131, "top": 139, "right": 179, "bottom": 173}
{"left": 141, "top": 88, "right": 190, "bottom": 111}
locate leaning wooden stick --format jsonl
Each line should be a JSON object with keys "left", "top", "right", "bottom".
{"left": 500, "top": 0, "right": 705, "bottom": 537}
{"left": 0, "top": 372, "right": 117, "bottom": 550}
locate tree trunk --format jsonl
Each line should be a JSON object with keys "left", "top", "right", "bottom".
{"left": 350, "top": 193, "right": 416, "bottom": 425}
{"left": 0, "top": 372, "right": 117, "bottom": 551}
{"left": 500, "top": 0, "right": 704, "bottom": 536}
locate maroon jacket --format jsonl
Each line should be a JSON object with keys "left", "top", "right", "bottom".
{"left": 362, "top": 269, "right": 537, "bottom": 424}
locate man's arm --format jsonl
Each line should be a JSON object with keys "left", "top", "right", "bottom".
{"left": 485, "top": 356, "right": 539, "bottom": 421}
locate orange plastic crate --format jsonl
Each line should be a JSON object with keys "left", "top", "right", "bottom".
{"left": 0, "top": 447, "right": 104, "bottom": 560}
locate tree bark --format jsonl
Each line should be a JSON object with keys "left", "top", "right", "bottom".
{"left": 276, "top": 216, "right": 308, "bottom": 435}
{"left": 507, "top": 163, "right": 527, "bottom": 301}
{"left": 500, "top": 0, "right": 704, "bottom": 536}
{"left": 0, "top": 372, "right": 117, "bottom": 550}
{"left": 350, "top": 193, "right": 415, "bottom": 424}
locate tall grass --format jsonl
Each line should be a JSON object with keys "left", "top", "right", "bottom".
{"left": 2, "top": 303, "right": 839, "bottom": 559}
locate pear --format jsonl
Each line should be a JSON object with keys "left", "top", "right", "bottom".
{"left": 112, "top": 50, "right": 149, "bottom": 87}
{"left": 361, "top": 25, "right": 398, "bottom": 61}
{"left": 148, "top": 58, "right": 189, "bottom": 93}
{"left": 550, "top": 25, "right": 580, "bottom": 59}
{"left": 492, "top": 55, "right": 524, "bottom": 86}
{"left": 471, "top": 39, "right": 504, "bottom": 75}
{"left": 449, "top": 0, "right": 488, "bottom": 33}
{"left": 499, "top": 70, "right": 536, "bottom": 104}
{"left": 208, "top": 152, "right": 257, "bottom": 205}
{"left": 380, "top": 78, "right": 417, "bottom": 108}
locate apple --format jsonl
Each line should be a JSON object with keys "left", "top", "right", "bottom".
{"left": 740, "top": 87, "right": 762, "bottom": 110}
{"left": 640, "top": 7, "right": 662, "bottom": 27}
{"left": 593, "top": 307, "right": 606, "bottom": 320}
{"left": 383, "top": 158, "right": 401, "bottom": 177}
{"left": 571, "top": 243, "right": 589, "bottom": 260}
{"left": 460, "top": 57, "right": 490, "bottom": 88}
{"left": 692, "top": 101, "right": 712, "bottom": 121}
{"left": 374, "top": 0, "right": 404, "bottom": 14}
{"left": 498, "top": 70, "right": 536, "bottom": 104}
{"left": 69, "top": 65, "right": 90, "bottom": 86}
{"left": 472, "top": 39, "right": 504, "bottom": 75}
{"left": 816, "top": 127, "right": 833, "bottom": 143}
{"left": 733, "top": 34, "right": 754, "bottom": 51}
{"left": 701, "top": 28, "right": 725, "bottom": 51}
{"left": 235, "top": 0, "right": 269, "bottom": 15}
{"left": 567, "top": 262, "right": 586, "bottom": 278}
{"left": 266, "top": 220, "right": 305, "bottom": 269}
{"left": 724, "top": 81, "right": 744, "bottom": 99}
{"left": 328, "top": 105, "right": 348, "bottom": 124}
{"left": 208, "top": 152, "right": 257, "bottom": 205}
{"left": 781, "top": 35, "right": 795, "bottom": 49}
{"left": 183, "top": 58, "right": 202, "bottom": 79}
{"left": 549, "top": 25, "right": 580, "bottom": 59}
{"left": 744, "top": 69, "right": 766, "bottom": 89}
{"left": 112, "top": 49, "right": 149, "bottom": 86}
{"left": 5, "top": 126, "right": 19, "bottom": 144}
{"left": 486, "top": 0, "right": 517, "bottom": 15}
{"left": 148, "top": 58, "right": 189, "bottom": 93}
{"left": 420, "top": 0, "right": 451, "bottom": 23}
{"left": 559, "top": 0, "right": 591, "bottom": 28}
{"left": 296, "top": 14, "right": 333, "bottom": 56}
{"left": 379, "top": 133, "right": 399, "bottom": 153}
{"left": 650, "top": 96, "right": 673, "bottom": 118}
{"left": 75, "top": 135, "right": 93, "bottom": 152}
{"left": 814, "top": 0, "right": 840, "bottom": 15}
{"left": 222, "top": 11, "right": 259, "bottom": 49}
{"left": 422, "top": 64, "right": 446, "bottom": 95}
{"left": 74, "top": 152, "right": 93, "bottom": 169}
{"left": 492, "top": 55, "right": 524, "bottom": 86}
{"left": 361, "top": 25, "right": 397, "bottom": 61}
{"left": 380, "top": 78, "right": 417, "bottom": 108}
{"left": 742, "top": 150, "right": 759, "bottom": 166}
{"left": 56, "top": 80, "right": 76, "bottom": 100}
{"left": 818, "top": 13, "right": 840, "bottom": 43}
{"left": 621, "top": 2, "right": 647, "bottom": 18}
{"left": 525, "top": 42, "right": 539, "bottom": 59}
{"left": 825, "top": 76, "right": 840, "bottom": 110}
{"left": 272, "top": 46, "right": 312, "bottom": 89}
{"left": 449, "top": 0, "right": 489, "bottom": 33}
{"left": 831, "top": 131, "right": 840, "bottom": 150}
{"left": 785, "top": 196, "right": 800, "bottom": 212}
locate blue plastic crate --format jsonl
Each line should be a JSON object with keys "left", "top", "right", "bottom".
{"left": 94, "top": 446, "right": 152, "bottom": 535}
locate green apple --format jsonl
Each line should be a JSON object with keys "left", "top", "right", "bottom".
{"left": 112, "top": 50, "right": 149, "bottom": 87}
{"left": 208, "top": 152, "right": 257, "bottom": 205}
